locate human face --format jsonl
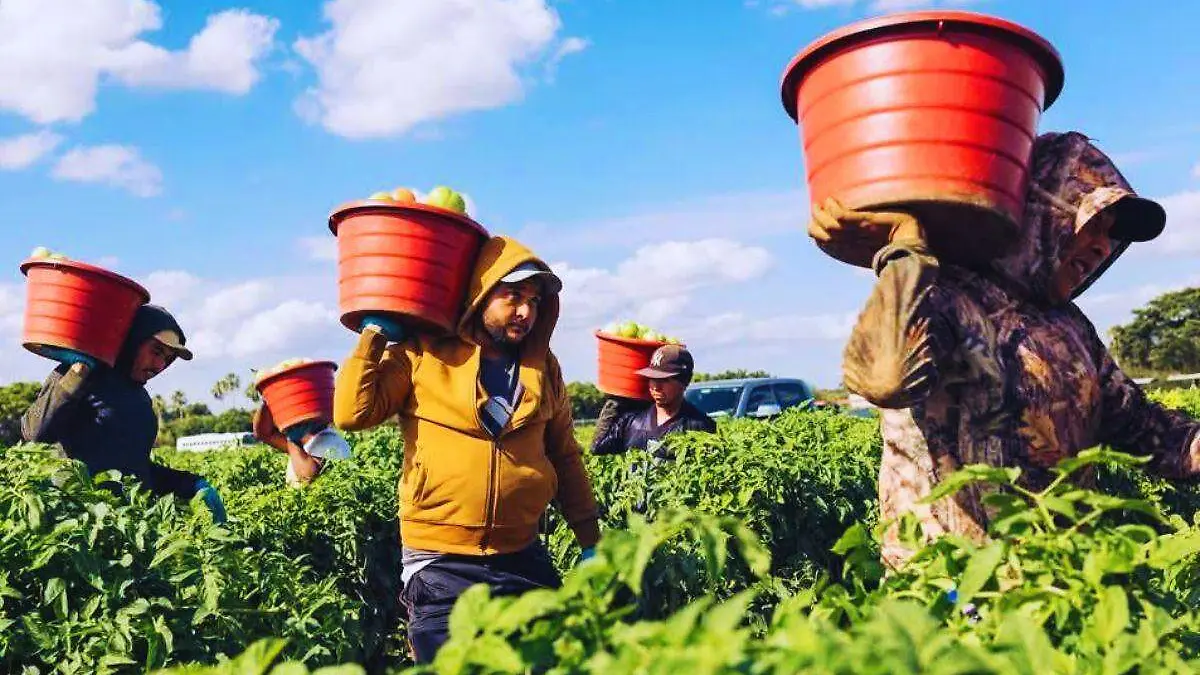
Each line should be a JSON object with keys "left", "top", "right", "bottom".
{"left": 481, "top": 280, "right": 541, "bottom": 348}
{"left": 1052, "top": 210, "right": 1115, "bottom": 302}
{"left": 130, "top": 339, "right": 177, "bottom": 383}
{"left": 648, "top": 377, "right": 686, "bottom": 410}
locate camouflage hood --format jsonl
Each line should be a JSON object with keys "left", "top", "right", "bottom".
{"left": 989, "top": 131, "right": 1166, "bottom": 302}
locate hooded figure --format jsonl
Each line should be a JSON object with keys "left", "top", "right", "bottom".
{"left": 333, "top": 235, "right": 601, "bottom": 664}
{"left": 819, "top": 132, "right": 1200, "bottom": 568}
{"left": 22, "top": 305, "right": 223, "bottom": 514}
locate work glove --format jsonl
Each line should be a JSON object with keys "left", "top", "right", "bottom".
{"left": 359, "top": 315, "right": 407, "bottom": 342}
{"left": 808, "top": 198, "right": 926, "bottom": 268}
{"left": 593, "top": 396, "right": 642, "bottom": 442}
{"left": 578, "top": 546, "right": 596, "bottom": 565}
{"left": 194, "top": 479, "right": 227, "bottom": 525}
{"left": 43, "top": 347, "right": 97, "bottom": 370}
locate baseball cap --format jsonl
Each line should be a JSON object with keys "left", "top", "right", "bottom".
{"left": 1076, "top": 185, "right": 1166, "bottom": 243}
{"left": 500, "top": 262, "right": 562, "bottom": 294}
{"left": 635, "top": 344, "right": 694, "bottom": 380}
{"left": 152, "top": 328, "right": 193, "bottom": 361}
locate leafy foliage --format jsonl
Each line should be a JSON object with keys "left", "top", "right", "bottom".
{"left": 1111, "top": 287, "right": 1200, "bottom": 376}
{"left": 0, "top": 380, "right": 41, "bottom": 447}
{"left": 691, "top": 370, "right": 772, "bottom": 383}
{"left": 2, "top": 388, "right": 1198, "bottom": 674}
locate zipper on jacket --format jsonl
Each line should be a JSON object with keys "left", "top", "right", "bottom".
{"left": 480, "top": 439, "right": 499, "bottom": 553}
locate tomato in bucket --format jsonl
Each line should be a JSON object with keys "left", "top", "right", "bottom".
{"left": 329, "top": 200, "right": 490, "bottom": 336}
{"left": 20, "top": 257, "right": 150, "bottom": 368}
{"left": 780, "top": 11, "right": 1065, "bottom": 268}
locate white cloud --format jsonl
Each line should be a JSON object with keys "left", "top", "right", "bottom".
{"left": 552, "top": 238, "right": 774, "bottom": 330}
{"left": 293, "top": 0, "right": 578, "bottom": 139}
{"left": 0, "top": 131, "right": 63, "bottom": 170}
{"left": 0, "top": 0, "right": 278, "bottom": 124}
{"left": 517, "top": 189, "right": 810, "bottom": 259}
{"left": 144, "top": 270, "right": 202, "bottom": 308}
{"left": 51, "top": 145, "right": 163, "bottom": 197}
{"left": 299, "top": 236, "right": 338, "bottom": 261}
{"left": 1148, "top": 189, "right": 1200, "bottom": 255}
{"left": 546, "top": 36, "right": 589, "bottom": 81}
{"left": 691, "top": 310, "right": 858, "bottom": 345}
{"left": 109, "top": 9, "right": 279, "bottom": 94}
{"left": 1192, "top": 162, "right": 1200, "bottom": 180}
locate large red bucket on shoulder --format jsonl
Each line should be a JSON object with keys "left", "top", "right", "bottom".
{"left": 329, "top": 201, "right": 489, "bottom": 336}
{"left": 20, "top": 258, "right": 150, "bottom": 368}
{"left": 596, "top": 332, "right": 682, "bottom": 402}
{"left": 255, "top": 361, "right": 338, "bottom": 431}
{"left": 781, "top": 11, "right": 1064, "bottom": 268}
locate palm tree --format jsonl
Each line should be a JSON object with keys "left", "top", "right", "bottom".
{"left": 170, "top": 390, "right": 189, "bottom": 418}
{"left": 211, "top": 373, "right": 241, "bottom": 402}
{"left": 244, "top": 376, "right": 262, "bottom": 404}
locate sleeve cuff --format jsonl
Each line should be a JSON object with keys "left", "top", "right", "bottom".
{"left": 569, "top": 517, "right": 601, "bottom": 549}
{"left": 872, "top": 239, "right": 937, "bottom": 277}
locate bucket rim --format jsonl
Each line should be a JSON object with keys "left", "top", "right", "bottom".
{"left": 780, "top": 10, "right": 1064, "bottom": 121}
{"left": 328, "top": 200, "right": 490, "bottom": 238}
{"left": 254, "top": 359, "right": 338, "bottom": 392}
{"left": 20, "top": 257, "right": 150, "bottom": 303}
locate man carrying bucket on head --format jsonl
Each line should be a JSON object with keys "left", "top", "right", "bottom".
{"left": 592, "top": 344, "right": 715, "bottom": 458}
{"left": 333, "top": 235, "right": 601, "bottom": 664}
{"left": 252, "top": 407, "right": 350, "bottom": 487}
{"left": 811, "top": 132, "right": 1200, "bottom": 568}
{"left": 22, "top": 304, "right": 227, "bottom": 523}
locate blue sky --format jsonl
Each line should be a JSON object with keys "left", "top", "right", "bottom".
{"left": 1, "top": 0, "right": 1198, "bottom": 406}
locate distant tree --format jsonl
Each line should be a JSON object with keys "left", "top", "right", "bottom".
{"left": 0, "top": 381, "right": 41, "bottom": 447}
{"left": 244, "top": 377, "right": 262, "bottom": 404}
{"left": 169, "top": 390, "right": 189, "bottom": 418}
{"left": 566, "top": 382, "right": 605, "bottom": 420}
{"left": 692, "top": 370, "right": 772, "bottom": 383}
{"left": 211, "top": 373, "right": 242, "bottom": 402}
{"left": 1111, "top": 287, "right": 1200, "bottom": 376}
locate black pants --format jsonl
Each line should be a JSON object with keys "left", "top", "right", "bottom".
{"left": 402, "top": 542, "right": 561, "bottom": 664}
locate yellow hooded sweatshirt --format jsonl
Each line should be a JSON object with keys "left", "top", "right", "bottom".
{"left": 333, "top": 236, "right": 601, "bottom": 555}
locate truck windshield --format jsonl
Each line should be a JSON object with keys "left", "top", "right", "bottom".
{"left": 684, "top": 386, "right": 744, "bottom": 416}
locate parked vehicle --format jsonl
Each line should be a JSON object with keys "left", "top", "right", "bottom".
{"left": 175, "top": 432, "right": 256, "bottom": 453}
{"left": 684, "top": 377, "right": 817, "bottom": 419}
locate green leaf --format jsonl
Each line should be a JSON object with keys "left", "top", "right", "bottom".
{"left": 448, "top": 584, "right": 493, "bottom": 640}
{"left": 923, "top": 465, "right": 1019, "bottom": 503}
{"left": 1088, "top": 585, "right": 1131, "bottom": 645}
{"left": 955, "top": 542, "right": 1004, "bottom": 605}
{"left": 150, "top": 536, "right": 191, "bottom": 569}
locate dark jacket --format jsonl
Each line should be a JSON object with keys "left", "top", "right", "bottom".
{"left": 591, "top": 399, "right": 716, "bottom": 457}
{"left": 21, "top": 305, "right": 201, "bottom": 499}
{"left": 841, "top": 132, "right": 1200, "bottom": 568}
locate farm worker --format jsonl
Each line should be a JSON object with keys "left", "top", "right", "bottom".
{"left": 816, "top": 132, "right": 1200, "bottom": 568}
{"left": 251, "top": 405, "right": 350, "bottom": 486}
{"left": 591, "top": 344, "right": 716, "bottom": 457}
{"left": 333, "top": 236, "right": 601, "bottom": 664}
{"left": 22, "top": 304, "right": 227, "bottom": 523}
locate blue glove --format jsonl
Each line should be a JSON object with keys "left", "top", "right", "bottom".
{"left": 194, "top": 479, "right": 227, "bottom": 525}
{"left": 359, "top": 315, "right": 407, "bottom": 342}
{"left": 284, "top": 419, "right": 326, "bottom": 446}
{"left": 42, "top": 347, "right": 97, "bottom": 369}
{"left": 579, "top": 547, "right": 596, "bottom": 564}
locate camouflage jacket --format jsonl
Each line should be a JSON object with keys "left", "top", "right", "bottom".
{"left": 842, "top": 133, "right": 1200, "bottom": 568}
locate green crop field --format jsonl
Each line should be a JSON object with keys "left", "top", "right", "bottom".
{"left": 1, "top": 390, "right": 1199, "bottom": 674}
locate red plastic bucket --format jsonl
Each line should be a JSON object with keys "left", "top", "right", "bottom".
{"left": 255, "top": 360, "right": 338, "bottom": 431}
{"left": 329, "top": 200, "right": 489, "bottom": 335}
{"left": 20, "top": 258, "right": 150, "bottom": 368}
{"left": 781, "top": 11, "right": 1064, "bottom": 268}
{"left": 596, "top": 332, "right": 684, "bottom": 401}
